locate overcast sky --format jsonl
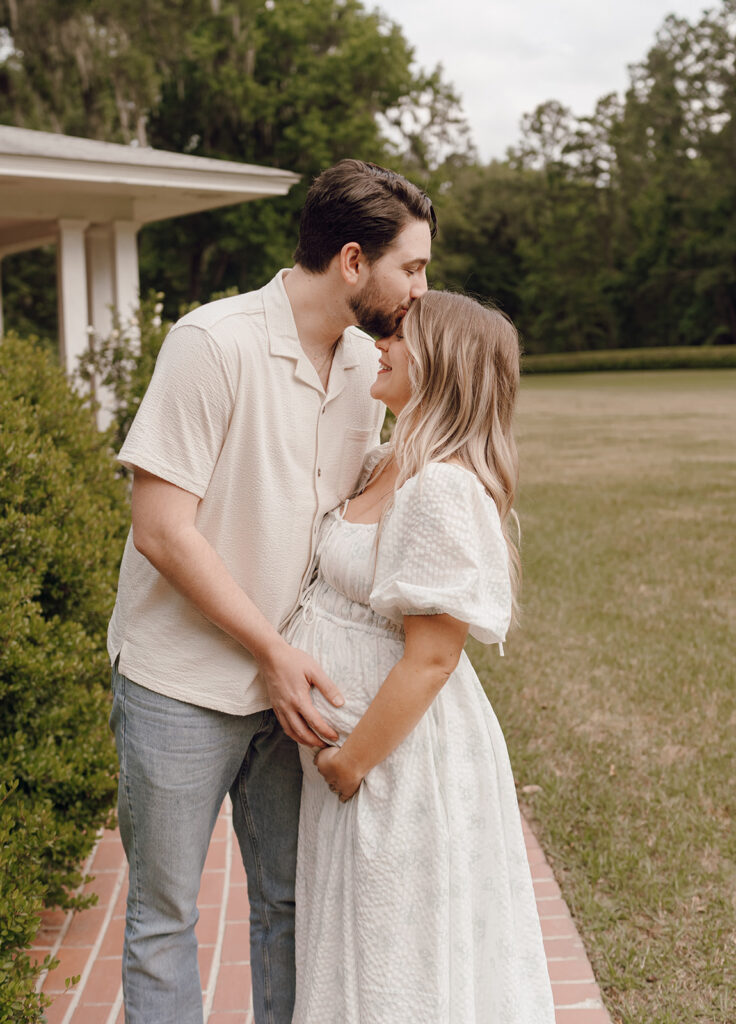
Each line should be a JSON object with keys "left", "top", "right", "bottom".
{"left": 377, "top": 0, "right": 713, "bottom": 160}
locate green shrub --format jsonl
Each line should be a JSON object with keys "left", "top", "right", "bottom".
{"left": 522, "top": 345, "right": 736, "bottom": 374}
{"left": 0, "top": 335, "right": 129, "bottom": 1019}
{"left": 79, "top": 290, "right": 172, "bottom": 457}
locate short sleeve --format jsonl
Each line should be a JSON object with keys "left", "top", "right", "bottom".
{"left": 354, "top": 443, "right": 391, "bottom": 494}
{"left": 118, "top": 324, "right": 236, "bottom": 498}
{"left": 369, "top": 463, "right": 512, "bottom": 645}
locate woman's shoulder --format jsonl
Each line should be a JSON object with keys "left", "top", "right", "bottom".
{"left": 388, "top": 460, "right": 501, "bottom": 536}
{"left": 398, "top": 459, "right": 491, "bottom": 501}
{"left": 356, "top": 443, "right": 392, "bottom": 490}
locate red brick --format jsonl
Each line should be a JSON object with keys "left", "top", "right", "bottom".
{"left": 525, "top": 842, "right": 550, "bottom": 864}
{"left": 196, "top": 905, "right": 221, "bottom": 945}
{"left": 82, "top": 871, "right": 119, "bottom": 909}
{"left": 73, "top": 1003, "right": 118, "bottom": 1023}
{"left": 198, "top": 943, "right": 215, "bottom": 990}
{"left": 230, "top": 856, "right": 247, "bottom": 888}
{"left": 533, "top": 876, "right": 563, "bottom": 899}
{"left": 40, "top": 946, "right": 90, "bottom": 993}
{"left": 221, "top": 922, "right": 250, "bottom": 964}
{"left": 530, "top": 856, "right": 557, "bottom": 877}
{"left": 536, "top": 897, "right": 572, "bottom": 919}
{"left": 543, "top": 935, "right": 586, "bottom": 958}
{"left": 212, "top": 962, "right": 252, "bottom": 1012}
{"left": 63, "top": 906, "right": 107, "bottom": 947}
{"left": 39, "top": 907, "right": 70, "bottom": 929}
{"left": 204, "top": 839, "right": 227, "bottom": 870}
{"left": 198, "top": 869, "right": 226, "bottom": 908}
{"left": 77, "top": 957, "right": 119, "bottom": 1005}
{"left": 112, "top": 882, "right": 129, "bottom": 918}
{"left": 99, "top": 913, "right": 126, "bottom": 958}
{"left": 555, "top": 1008, "right": 611, "bottom": 1023}
{"left": 40, "top": 992, "right": 75, "bottom": 1024}
{"left": 90, "top": 838, "right": 127, "bottom": 872}
{"left": 541, "top": 914, "right": 579, "bottom": 939}
{"left": 211, "top": 813, "right": 230, "bottom": 840}
{"left": 226, "top": 882, "right": 250, "bottom": 921}
{"left": 552, "top": 981, "right": 606, "bottom": 1006}
{"left": 547, "top": 958, "right": 596, "bottom": 983}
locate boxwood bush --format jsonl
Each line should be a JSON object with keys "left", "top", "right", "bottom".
{"left": 522, "top": 345, "right": 736, "bottom": 374}
{"left": 0, "top": 335, "right": 129, "bottom": 1021}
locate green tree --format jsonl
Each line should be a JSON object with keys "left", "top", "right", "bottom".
{"left": 0, "top": 0, "right": 470, "bottom": 322}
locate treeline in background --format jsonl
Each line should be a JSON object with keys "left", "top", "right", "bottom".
{"left": 1, "top": 0, "right": 736, "bottom": 354}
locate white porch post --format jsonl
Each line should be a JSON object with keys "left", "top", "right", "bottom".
{"left": 112, "top": 221, "right": 140, "bottom": 341}
{"left": 57, "top": 218, "right": 90, "bottom": 379}
{"left": 86, "top": 225, "right": 115, "bottom": 339}
{"left": 86, "top": 225, "right": 117, "bottom": 429}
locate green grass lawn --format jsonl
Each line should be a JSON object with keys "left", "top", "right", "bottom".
{"left": 471, "top": 370, "right": 736, "bottom": 1024}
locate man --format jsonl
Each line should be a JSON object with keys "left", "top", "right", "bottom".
{"left": 107, "top": 159, "right": 435, "bottom": 1024}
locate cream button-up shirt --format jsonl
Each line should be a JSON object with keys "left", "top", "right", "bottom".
{"left": 107, "top": 270, "right": 384, "bottom": 715}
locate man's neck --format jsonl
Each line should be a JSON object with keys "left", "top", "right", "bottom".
{"left": 283, "top": 265, "right": 352, "bottom": 355}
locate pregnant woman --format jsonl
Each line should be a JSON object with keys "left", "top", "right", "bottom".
{"left": 284, "top": 290, "right": 555, "bottom": 1024}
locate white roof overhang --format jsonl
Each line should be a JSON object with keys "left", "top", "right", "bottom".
{"left": 0, "top": 125, "right": 300, "bottom": 253}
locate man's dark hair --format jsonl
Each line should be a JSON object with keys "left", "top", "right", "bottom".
{"left": 293, "top": 159, "right": 437, "bottom": 273}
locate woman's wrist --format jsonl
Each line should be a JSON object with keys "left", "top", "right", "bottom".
{"left": 337, "top": 740, "right": 370, "bottom": 782}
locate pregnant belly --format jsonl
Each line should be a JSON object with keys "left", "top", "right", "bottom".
{"left": 293, "top": 614, "right": 404, "bottom": 743}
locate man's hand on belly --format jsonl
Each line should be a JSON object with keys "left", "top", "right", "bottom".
{"left": 259, "top": 639, "right": 344, "bottom": 747}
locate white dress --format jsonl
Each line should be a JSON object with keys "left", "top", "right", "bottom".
{"left": 284, "top": 458, "right": 555, "bottom": 1024}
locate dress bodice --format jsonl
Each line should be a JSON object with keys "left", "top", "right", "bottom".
{"left": 316, "top": 510, "right": 378, "bottom": 608}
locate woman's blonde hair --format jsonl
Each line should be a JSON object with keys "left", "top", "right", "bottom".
{"left": 373, "top": 290, "right": 522, "bottom": 617}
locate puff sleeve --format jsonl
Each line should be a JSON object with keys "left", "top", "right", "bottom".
{"left": 369, "top": 463, "right": 512, "bottom": 646}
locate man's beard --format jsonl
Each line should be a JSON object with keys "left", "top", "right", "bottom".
{"left": 349, "top": 279, "right": 403, "bottom": 338}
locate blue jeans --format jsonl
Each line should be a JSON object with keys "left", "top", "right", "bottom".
{"left": 110, "top": 663, "right": 302, "bottom": 1024}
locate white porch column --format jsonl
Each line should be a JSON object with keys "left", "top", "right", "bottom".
{"left": 57, "top": 218, "right": 90, "bottom": 378}
{"left": 86, "top": 225, "right": 115, "bottom": 339}
{"left": 86, "top": 225, "right": 116, "bottom": 429}
{"left": 112, "top": 220, "right": 140, "bottom": 343}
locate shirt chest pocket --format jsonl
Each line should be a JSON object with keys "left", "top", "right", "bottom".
{"left": 335, "top": 428, "right": 375, "bottom": 501}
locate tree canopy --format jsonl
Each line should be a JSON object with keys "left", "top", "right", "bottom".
{"left": 2, "top": 0, "right": 736, "bottom": 350}
{"left": 0, "top": 0, "right": 470, "bottom": 320}
{"left": 430, "top": 1, "right": 736, "bottom": 351}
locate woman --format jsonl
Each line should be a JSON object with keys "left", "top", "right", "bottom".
{"left": 283, "top": 290, "right": 555, "bottom": 1023}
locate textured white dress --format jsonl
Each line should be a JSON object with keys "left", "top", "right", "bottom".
{"left": 284, "top": 459, "right": 555, "bottom": 1024}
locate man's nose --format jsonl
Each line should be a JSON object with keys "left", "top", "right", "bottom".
{"left": 410, "top": 269, "right": 428, "bottom": 299}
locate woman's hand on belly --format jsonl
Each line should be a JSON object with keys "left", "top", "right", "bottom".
{"left": 314, "top": 745, "right": 364, "bottom": 803}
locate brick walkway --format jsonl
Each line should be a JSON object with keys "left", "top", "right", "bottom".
{"left": 32, "top": 803, "right": 611, "bottom": 1023}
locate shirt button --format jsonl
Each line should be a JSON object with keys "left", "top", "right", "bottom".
{"left": 317, "top": 468, "right": 321, "bottom": 477}
{"left": 321, "top": 407, "right": 326, "bottom": 415}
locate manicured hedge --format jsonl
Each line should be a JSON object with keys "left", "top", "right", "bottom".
{"left": 0, "top": 335, "right": 129, "bottom": 1021}
{"left": 522, "top": 345, "right": 736, "bottom": 374}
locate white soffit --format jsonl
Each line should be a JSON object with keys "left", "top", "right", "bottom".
{"left": 0, "top": 125, "right": 300, "bottom": 225}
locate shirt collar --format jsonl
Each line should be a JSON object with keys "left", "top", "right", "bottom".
{"left": 263, "top": 269, "right": 365, "bottom": 395}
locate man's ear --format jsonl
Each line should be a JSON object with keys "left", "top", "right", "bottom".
{"left": 338, "top": 241, "right": 365, "bottom": 285}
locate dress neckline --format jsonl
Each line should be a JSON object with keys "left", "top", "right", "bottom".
{"left": 335, "top": 501, "right": 380, "bottom": 528}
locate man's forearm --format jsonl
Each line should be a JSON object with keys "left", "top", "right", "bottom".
{"left": 134, "top": 520, "right": 285, "bottom": 664}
